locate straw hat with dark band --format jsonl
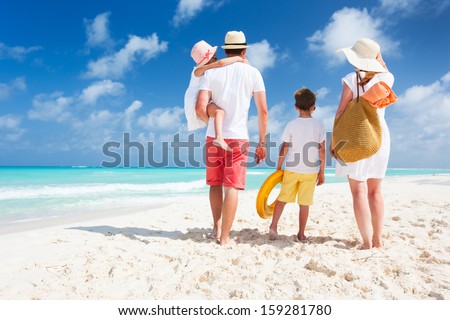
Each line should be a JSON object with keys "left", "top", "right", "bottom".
{"left": 221, "top": 31, "right": 251, "bottom": 49}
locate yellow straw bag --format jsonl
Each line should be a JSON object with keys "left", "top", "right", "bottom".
{"left": 332, "top": 96, "right": 382, "bottom": 163}
{"left": 332, "top": 76, "right": 397, "bottom": 163}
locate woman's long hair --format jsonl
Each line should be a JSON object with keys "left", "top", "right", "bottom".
{"left": 357, "top": 71, "right": 377, "bottom": 87}
{"left": 357, "top": 58, "right": 387, "bottom": 87}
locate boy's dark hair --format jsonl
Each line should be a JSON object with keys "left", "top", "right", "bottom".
{"left": 294, "top": 87, "right": 316, "bottom": 110}
{"left": 224, "top": 48, "right": 245, "bottom": 55}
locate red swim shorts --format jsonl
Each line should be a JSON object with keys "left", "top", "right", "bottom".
{"left": 205, "top": 137, "right": 249, "bottom": 190}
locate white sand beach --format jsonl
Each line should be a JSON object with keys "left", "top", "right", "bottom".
{"left": 0, "top": 175, "right": 449, "bottom": 300}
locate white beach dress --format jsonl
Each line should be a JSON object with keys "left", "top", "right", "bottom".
{"left": 335, "top": 71, "right": 395, "bottom": 181}
{"left": 184, "top": 69, "right": 207, "bottom": 132}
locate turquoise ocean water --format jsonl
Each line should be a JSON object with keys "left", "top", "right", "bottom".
{"left": 1, "top": 167, "right": 449, "bottom": 227}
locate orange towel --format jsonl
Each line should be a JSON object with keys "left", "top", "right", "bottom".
{"left": 362, "top": 81, "right": 397, "bottom": 108}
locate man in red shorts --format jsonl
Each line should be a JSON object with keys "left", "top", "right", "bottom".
{"left": 196, "top": 30, "right": 268, "bottom": 245}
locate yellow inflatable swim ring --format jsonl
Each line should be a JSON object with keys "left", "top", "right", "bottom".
{"left": 256, "top": 170, "right": 284, "bottom": 219}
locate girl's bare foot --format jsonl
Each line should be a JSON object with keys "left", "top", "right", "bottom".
{"left": 213, "top": 138, "right": 231, "bottom": 151}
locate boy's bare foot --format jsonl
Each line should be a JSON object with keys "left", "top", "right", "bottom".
{"left": 268, "top": 229, "right": 279, "bottom": 240}
{"left": 213, "top": 138, "right": 231, "bottom": 151}
{"left": 297, "top": 233, "right": 308, "bottom": 242}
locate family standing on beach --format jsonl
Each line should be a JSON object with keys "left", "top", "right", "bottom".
{"left": 184, "top": 31, "right": 396, "bottom": 249}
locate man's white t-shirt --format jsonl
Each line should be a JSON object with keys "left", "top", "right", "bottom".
{"left": 198, "top": 62, "right": 265, "bottom": 139}
{"left": 281, "top": 117, "right": 326, "bottom": 174}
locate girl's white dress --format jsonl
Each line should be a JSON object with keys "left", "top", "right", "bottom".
{"left": 184, "top": 69, "right": 207, "bottom": 132}
{"left": 335, "top": 71, "right": 395, "bottom": 181}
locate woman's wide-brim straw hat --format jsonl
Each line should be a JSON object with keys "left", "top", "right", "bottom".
{"left": 337, "top": 38, "right": 387, "bottom": 73}
{"left": 221, "top": 31, "right": 250, "bottom": 49}
{"left": 190, "top": 40, "right": 218, "bottom": 67}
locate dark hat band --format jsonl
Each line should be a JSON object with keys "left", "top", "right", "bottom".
{"left": 224, "top": 42, "right": 247, "bottom": 46}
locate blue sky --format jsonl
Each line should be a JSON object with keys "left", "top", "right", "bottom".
{"left": 1, "top": 0, "right": 449, "bottom": 168}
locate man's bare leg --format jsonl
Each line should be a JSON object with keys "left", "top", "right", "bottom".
{"left": 219, "top": 187, "right": 239, "bottom": 245}
{"left": 209, "top": 185, "right": 223, "bottom": 239}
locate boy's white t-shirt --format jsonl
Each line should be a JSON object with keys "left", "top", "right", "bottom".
{"left": 199, "top": 63, "right": 265, "bottom": 139}
{"left": 281, "top": 117, "right": 326, "bottom": 174}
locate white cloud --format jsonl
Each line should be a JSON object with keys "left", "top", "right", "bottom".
{"left": 441, "top": 71, "right": 450, "bottom": 84}
{"left": 138, "top": 107, "right": 184, "bottom": 132}
{"left": 173, "top": 0, "right": 212, "bottom": 26}
{"left": 0, "top": 114, "right": 26, "bottom": 142}
{"left": 12, "top": 77, "right": 26, "bottom": 91}
{"left": 71, "top": 109, "right": 121, "bottom": 150}
{"left": 25, "top": 85, "right": 177, "bottom": 153}
{"left": 248, "top": 103, "right": 297, "bottom": 142}
{"left": 0, "top": 77, "right": 27, "bottom": 100}
{"left": 84, "top": 33, "right": 168, "bottom": 79}
{"left": 307, "top": 7, "right": 400, "bottom": 67}
{"left": 246, "top": 40, "right": 277, "bottom": 73}
{"left": 388, "top": 72, "right": 450, "bottom": 167}
{"left": 79, "top": 80, "right": 125, "bottom": 105}
{"left": 124, "top": 100, "right": 143, "bottom": 132}
{"left": 314, "top": 104, "right": 337, "bottom": 132}
{"left": 315, "top": 87, "right": 330, "bottom": 100}
{"left": 0, "top": 114, "right": 21, "bottom": 130}
{"left": 84, "top": 12, "right": 114, "bottom": 49}
{"left": 378, "top": 0, "right": 450, "bottom": 16}
{"left": 28, "top": 92, "right": 73, "bottom": 123}
{"left": 0, "top": 84, "right": 9, "bottom": 100}
{"left": 378, "top": 0, "right": 421, "bottom": 15}
{"left": 0, "top": 43, "right": 41, "bottom": 61}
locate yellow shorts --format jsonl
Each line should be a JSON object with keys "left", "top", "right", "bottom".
{"left": 277, "top": 171, "right": 318, "bottom": 205}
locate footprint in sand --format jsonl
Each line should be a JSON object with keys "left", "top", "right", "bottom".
{"left": 199, "top": 271, "right": 214, "bottom": 283}
{"left": 304, "top": 259, "right": 336, "bottom": 277}
{"left": 344, "top": 272, "right": 357, "bottom": 282}
{"left": 428, "top": 229, "right": 442, "bottom": 237}
{"left": 419, "top": 251, "right": 440, "bottom": 264}
{"left": 431, "top": 219, "right": 448, "bottom": 228}
{"left": 429, "top": 291, "right": 444, "bottom": 300}
{"left": 411, "top": 222, "right": 426, "bottom": 228}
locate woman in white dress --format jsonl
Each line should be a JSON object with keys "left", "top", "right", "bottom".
{"left": 331, "top": 38, "right": 395, "bottom": 249}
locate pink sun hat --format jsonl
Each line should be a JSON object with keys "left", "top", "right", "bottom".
{"left": 190, "top": 40, "right": 218, "bottom": 67}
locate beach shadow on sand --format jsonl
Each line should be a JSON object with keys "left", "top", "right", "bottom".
{"left": 68, "top": 226, "right": 184, "bottom": 243}
{"left": 69, "top": 225, "right": 290, "bottom": 247}
{"left": 68, "top": 226, "right": 357, "bottom": 249}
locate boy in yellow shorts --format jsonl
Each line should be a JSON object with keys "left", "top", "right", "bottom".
{"left": 269, "top": 87, "right": 325, "bottom": 241}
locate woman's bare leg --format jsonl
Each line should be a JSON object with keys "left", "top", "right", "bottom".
{"left": 367, "top": 178, "right": 384, "bottom": 248}
{"left": 348, "top": 178, "right": 372, "bottom": 249}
